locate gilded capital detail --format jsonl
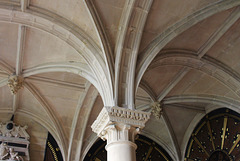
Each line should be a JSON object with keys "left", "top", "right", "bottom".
{"left": 91, "top": 106, "right": 151, "bottom": 143}
{"left": 7, "top": 75, "right": 24, "bottom": 95}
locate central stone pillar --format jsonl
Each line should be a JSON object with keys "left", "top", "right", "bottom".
{"left": 91, "top": 106, "right": 151, "bottom": 161}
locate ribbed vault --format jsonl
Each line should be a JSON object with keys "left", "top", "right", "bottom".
{"left": 0, "top": 0, "right": 239, "bottom": 160}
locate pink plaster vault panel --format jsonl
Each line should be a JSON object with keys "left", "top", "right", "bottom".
{"left": 29, "top": 80, "right": 82, "bottom": 138}
{"left": 93, "top": 0, "right": 125, "bottom": 48}
{"left": 19, "top": 87, "right": 48, "bottom": 118}
{"left": 140, "top": 0, "right": 218, "bottom": 52}
{"left": 33, "top": 72, "right": 87, "bottom": 85}
{"left": 207, "top": 19, "right": 240, "bottom": 72}
{"left": 164, "top": 8, "right": 233, "bottom": 51}
{"left": 23, "top": 27, "right": 84, "bottom": 70}
{"left": 0, "top": 23, "right": 18, "bottom": 68}
{"left": 0, "top": 86, "right": 13, "bottom": 109}
{"left": 164, "top": 105, "right": 198, "bottom": 146}
{"left": 142, "top": 65, "right": 183, "bottom": 96}
{"left": 30, "top": 0, "right": 99, "bottom": 45}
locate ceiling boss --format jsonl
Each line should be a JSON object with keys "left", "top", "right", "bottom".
{"left": 7, "top": 75, "right": 24, "bottom": 95}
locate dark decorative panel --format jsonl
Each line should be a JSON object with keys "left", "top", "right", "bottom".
{"left": 44, "top": 133, "right": 63, "bottom": 161}
{"left": 185, "top": 108, "right": 240, "bottom": 161}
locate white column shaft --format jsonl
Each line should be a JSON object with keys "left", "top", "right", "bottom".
{"left": 106, "top": 141, "right": 137, "bottom": 161}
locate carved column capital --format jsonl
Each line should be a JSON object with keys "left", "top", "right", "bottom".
{"left": 91, "top": 106, "right": 151, "bottom": 144}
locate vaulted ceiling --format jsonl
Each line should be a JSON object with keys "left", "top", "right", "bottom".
{"left": 0, "top": 0, "right": 240, "bottom": 161}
